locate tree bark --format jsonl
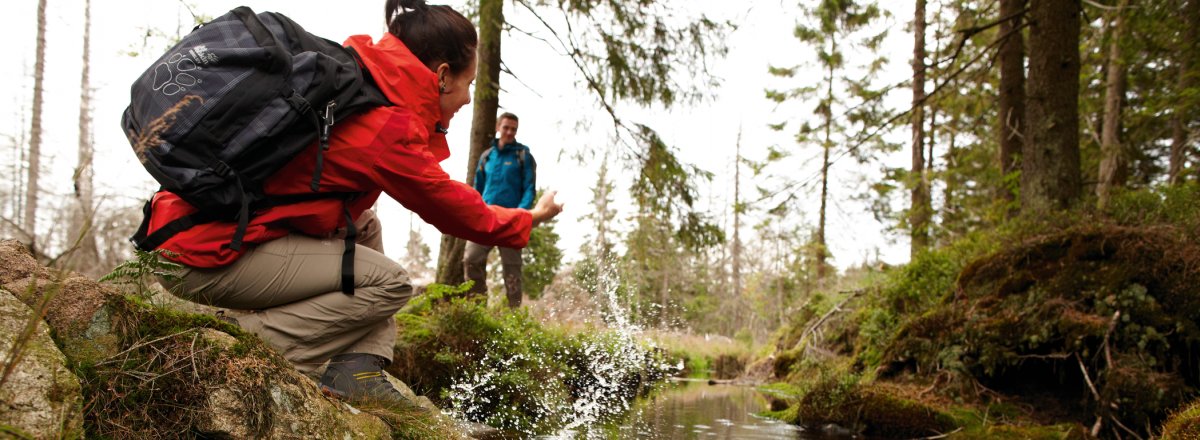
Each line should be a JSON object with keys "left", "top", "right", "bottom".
{"left": 1169, "top": 0, "right": 1199, "bottom": 185}
{"left": 1096, "top": 0, "right": 1130, "bottom": 209}
{"left": 910, "top": 0, "right": 930, "bottom": 257}
{"left": 24, "top": 0, "right": 48, "bottom": 251}
{"left": 998, "top": 0, "right": 1026, "bottom": 210}
{"left": 71, "top": 0, "right": 99, "bottom": 274}
{"left": 435, "top": 0, "right": 504, "bottom": 285}
{"left": 1021, "top": 0, "right": 1082, "bottom": 213}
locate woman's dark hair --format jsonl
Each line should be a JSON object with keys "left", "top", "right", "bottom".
{"left": 385, "top": 0, "right": 477, "bottom": 74}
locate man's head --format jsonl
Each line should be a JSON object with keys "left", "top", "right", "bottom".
{"left": 496, "top": 112, "right": 519, "bottom": 146}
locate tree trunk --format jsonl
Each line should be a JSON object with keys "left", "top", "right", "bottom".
{"left": 70, "top": 0, "right": 99, "bottom": 273}
{"left": 1096, "top": 0, "right": 1130, "bottom": 209}
{"left": 998, "top": 0, "right": 1026, "bottom": 210}
{"left": 732, "top": 130, "right": 742, "bottom": 309}
{"left": 1169, "top": 0, "right": 1199, "bottom": 185}
{"left": 24, "top": 0, "right": 48, "bottom": 251}
{"left": 816, "top": 38, "right": 836, "bottom": 281}
{"left": 910, "top": 0, "right": 930, "bottom": 258}
{"left": 1021, "top": 0, "right": 1082, "bottom": 213}
{"left": 435, "top": 0, "right": 504, "bottom": 285}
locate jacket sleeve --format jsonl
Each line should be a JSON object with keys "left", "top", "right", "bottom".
{"left": 369, "top": 132, "right": 532, "bottom": 249}
{"left": 519, "top": 152, "right": 536, "bottom": 210}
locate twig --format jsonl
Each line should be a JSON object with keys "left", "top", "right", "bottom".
{"left": 918, "top": 427, "right": 964, "bottom": 440}
{"left": 1110, "top": 415, "right": 1145, "bottom": 440}
{"left": 1017, "top": 353, "right": 1071, "bottom": 360}
{"left": 97, "top": 329, "right": 194, "bottom": 366}
{"left": 1103, "top": 311, "right": 1120, "bottom": 368}
{"left": 1083, "top": 0, "right": 1124, "bottom": 11}
{"left": 794, "top": 290, "right": 862, "bottom": 349}
{"left": 1077, "top": 353, "right": 1101, "bottom": 401}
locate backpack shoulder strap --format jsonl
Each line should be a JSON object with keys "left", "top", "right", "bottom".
{"left": 478, "top": 146, "right": 494, "bottom": 172}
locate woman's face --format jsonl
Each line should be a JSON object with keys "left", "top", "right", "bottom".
{"left": 438, "top": 56, "right": 477, "bottom": 125}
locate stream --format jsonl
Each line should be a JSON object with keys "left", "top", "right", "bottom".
{"left": 535, "top": 380, "right": 841, "bottom": 439}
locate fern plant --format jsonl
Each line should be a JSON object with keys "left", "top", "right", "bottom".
{"left": 100, "top": 249, "right": 183, "bottom": 299}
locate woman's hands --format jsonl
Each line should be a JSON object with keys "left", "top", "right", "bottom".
{"left": 530, "top": 191, "right": 564, "bottom": 226}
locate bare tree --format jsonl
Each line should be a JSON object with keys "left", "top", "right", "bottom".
{"left": 69, "top": 0, "right": 101, "bottom": 275}
{"left": 732, "top": 130, "right": 743, "bottom": 311}
{"left": 24, "top": 0, "right": 49, "bottom": 251}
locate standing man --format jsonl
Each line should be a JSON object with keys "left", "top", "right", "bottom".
{"left": 465, "top": 112, "right": 537, "bottom": 307}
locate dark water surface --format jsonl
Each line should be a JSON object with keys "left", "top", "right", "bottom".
{"left": 535, "top": 380, "right": 845, "bottom": 439}
{"left": 608, "top": 380, "right": 804, "bottom": 439}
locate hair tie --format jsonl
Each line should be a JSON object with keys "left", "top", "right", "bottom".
{"left": 403, "top": 0, "right": 428, "bottom": 13}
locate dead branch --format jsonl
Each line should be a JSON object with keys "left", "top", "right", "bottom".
{"left": 1110, "top": 415, "right": 1145, "bottom": 440}
{"left": 793, "top": 289, "right": 862, "bottom": 350}
{"left": 918, "top": 427, "right": 964, "bottom": 440}
{"left": 1103, "top": 311, "right": 1120, "bottom": 368}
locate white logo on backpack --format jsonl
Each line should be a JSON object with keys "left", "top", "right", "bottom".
{"left": 152, "top": 45, "right": 216, "bottom": 96}
{"left": 189, "top": 45, "right": 219, "bottom": 65}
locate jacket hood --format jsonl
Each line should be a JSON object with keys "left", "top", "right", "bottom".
{"left": 345, "top": 33, "right": 451, "bottom": 161}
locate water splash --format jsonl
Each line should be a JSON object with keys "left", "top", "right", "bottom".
{"left": 444, "top": 256, "right": 681, "bottom": 438}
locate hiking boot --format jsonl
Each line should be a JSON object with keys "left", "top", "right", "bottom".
{"left": 215, "top": 310, "right": 239, "bottom": 327}
{"left": 319, "top": 353, "right": 416, "bottom": 408}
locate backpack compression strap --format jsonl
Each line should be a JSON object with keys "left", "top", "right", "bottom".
{"left": 130, "top": 192, "right": 362, "bottom": 295}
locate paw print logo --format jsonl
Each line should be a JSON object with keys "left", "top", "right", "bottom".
{"left": 152, "top": 52, "right": 200, "bottom": 96}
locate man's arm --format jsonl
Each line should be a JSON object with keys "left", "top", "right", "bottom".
{"left": 473, "top": 147, "right": 491, "bottom": 194}
{"left": 519, "top": 152, "right": 536, "bottom": 209}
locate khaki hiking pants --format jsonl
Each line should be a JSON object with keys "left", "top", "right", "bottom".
{"left": 463, "top": 241, "right": 523, "bottom": 307}
{"left": 163, "top": 210, "right": 413, "bottom": 375}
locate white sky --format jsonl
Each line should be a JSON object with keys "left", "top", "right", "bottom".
{"left": 0, "top": 0, "right": 916, "bottom": 273}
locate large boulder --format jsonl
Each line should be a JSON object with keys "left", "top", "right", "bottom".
{"left": 0, "top": 240, "right": 457, "bottom": 439}
{"left": 0, "top": 288, "right": 84, "bottom": 438}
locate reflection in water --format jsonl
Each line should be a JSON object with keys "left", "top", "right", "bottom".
{"left": 610, "top": 381, "right": 804, "bottom": 439}
{"left": 539, "top": 380, "right": 823, "bottom": 439}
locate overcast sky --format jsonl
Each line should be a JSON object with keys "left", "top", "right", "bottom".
{"left": 0, "top": 0, "right": 916, "bottom": 276}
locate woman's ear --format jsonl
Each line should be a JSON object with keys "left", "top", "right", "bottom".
{"left": 435, "top": 62, "right": 451, "bottom": 92}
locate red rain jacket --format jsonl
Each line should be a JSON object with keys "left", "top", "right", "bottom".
{"left": 146, "top": 33, "right": 532, "bottom": 268}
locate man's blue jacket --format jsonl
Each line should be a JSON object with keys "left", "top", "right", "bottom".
{"left": 474, "top": 139, "right": 536, "bottom": 209}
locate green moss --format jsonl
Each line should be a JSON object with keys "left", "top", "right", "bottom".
{"left": 683, "top": 355, "right": 710, "bottom": 378}
{"left": 762, "top": 404, "right": 799, "bottom": 425}
{"left": 794, "top": 375, "right": 957, "bottom": 438}
{"left": 1161, "top": 400, "right": 1200, "bottom": 440}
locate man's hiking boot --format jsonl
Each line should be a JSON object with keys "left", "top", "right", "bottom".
{"left": 319, "top": 353, "right": 420, "bottom": 409}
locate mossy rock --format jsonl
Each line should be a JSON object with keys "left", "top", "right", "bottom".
{"left": 1162, "top": 400, "right": 1200, "bottom": 440}
{"left": 796, "top": 377, "right": 957, "bottom": 438}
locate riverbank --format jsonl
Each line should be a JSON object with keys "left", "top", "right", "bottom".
{"left": 755, "top": 186, "right": 1200, "bottom": 439}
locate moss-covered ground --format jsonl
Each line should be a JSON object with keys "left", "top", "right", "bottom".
{"left": 763, "top": 184, "right": 1200, "bottom": 439}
